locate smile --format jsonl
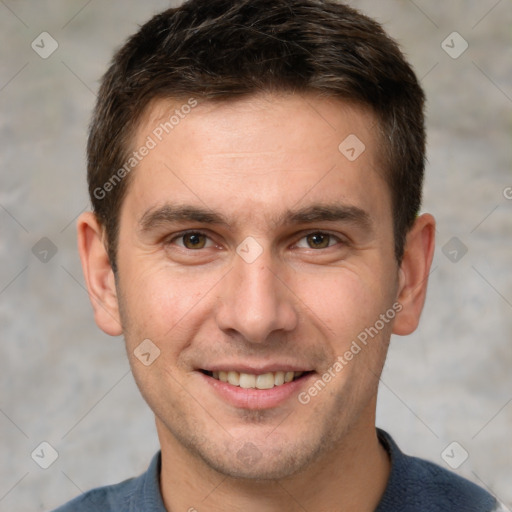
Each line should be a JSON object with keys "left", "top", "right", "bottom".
{"left": 204, "top": 370, "right": 306, "bottom": 389}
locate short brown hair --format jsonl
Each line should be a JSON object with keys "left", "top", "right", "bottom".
{"left": 88, "top": 0, "right": 425, "bottom": 271}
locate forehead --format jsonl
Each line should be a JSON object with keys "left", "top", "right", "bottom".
{"left": 123, "top": 93, "right": 389, "bottom": 228}
{"left": 139, "top": 92, "right": 380, "bottom": 160}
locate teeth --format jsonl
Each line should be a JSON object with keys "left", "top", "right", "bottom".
{"left": 239, "top": 373, "right": 256, "bottom": 389}
{"left": 256, "top": 373, "right": 275, "bottom": 389}
{"left": 227, "top": 371, "right": 240, "bottom": 386}
{"left": 209, "top": 370, "right": 305, "bottom": 389}
{"left": 274, "top": 371, "right": 285, "bottom": 386}
{"left": 284, "top": 371, "right": 294, "bottom": 383}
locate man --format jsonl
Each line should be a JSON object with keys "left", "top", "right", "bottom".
{"left": 54, "top": 0, "right": 504, "bottom": 510}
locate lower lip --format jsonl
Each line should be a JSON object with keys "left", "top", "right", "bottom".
{"left": 200, "top": 372, "right": 314, "bottom": 410}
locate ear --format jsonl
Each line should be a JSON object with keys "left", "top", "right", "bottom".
{"left": 77, "top": 212, "right": 123, "bottom": 336}
{"left": 393, "top": 213, "right": 436, "bottom": 336}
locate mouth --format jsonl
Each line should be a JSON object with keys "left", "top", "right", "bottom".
{"left": 201, "top": 370, "right": 311, "bottom": 390}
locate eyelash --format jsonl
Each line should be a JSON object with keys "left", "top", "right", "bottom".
{"left": 166, "top": 230, "right": 346, "bottom": 250}
{"left": 168, "top": 231, "right": 216, "bottom": 249}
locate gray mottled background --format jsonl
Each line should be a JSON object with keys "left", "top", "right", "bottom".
{"left": 1, "top": 1, "right": 511, "bottom": 510}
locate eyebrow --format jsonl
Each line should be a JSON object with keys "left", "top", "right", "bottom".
{"left": 282, "top": 204, "right": 372, "bottom": 231}
{"left": 138, "top": 203, "right": 372, "bottom": 233}
{"left": 138, "top": 205, "right": 229, "bottom": 233}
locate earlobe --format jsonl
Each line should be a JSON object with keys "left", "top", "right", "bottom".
{"left": 392, "top": 213, "right": 436, "bottom": 336}
{"left": 77, "top": 212, "right": 123, "bottom": 336}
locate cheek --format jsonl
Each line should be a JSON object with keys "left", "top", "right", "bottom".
{"left": 296, "top": 266, "right": 394, "bottom": 345}
{"left": 118, "top": 264, "right": 214, "bottom": 348}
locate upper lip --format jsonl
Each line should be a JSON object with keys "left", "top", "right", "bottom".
{"left": 199, "top": 364, "right": 313, "bottom": 374}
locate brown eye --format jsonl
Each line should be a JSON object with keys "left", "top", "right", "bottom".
{"left": 306, "top": 233, "right": 332, "bottom": 249}
{"left": 182, "top": 232, "right": 207, "bottom": 249}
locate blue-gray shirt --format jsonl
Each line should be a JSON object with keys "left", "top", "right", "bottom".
{"left": 52, "top": 430, "right": 502, "bottom": 511}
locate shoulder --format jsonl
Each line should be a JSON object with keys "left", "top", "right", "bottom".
{"left": 51, "top": 478, "right": 135, "bottom": 511}
{"left": 377, "top": 429, "right": 500, "bottom": 512}
{"left": 50, "top": 478, "right": 135, "bottom": 512}
{"left": 51, "top": 452, "right": 164, "bottom": 512}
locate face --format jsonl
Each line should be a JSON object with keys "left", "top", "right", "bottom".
{"left": 107, "top": 93, "right": 402, "bottom": 478}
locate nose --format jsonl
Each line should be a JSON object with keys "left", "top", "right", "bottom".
{"left": 215, "top": 247, "right": 298, "bottom": 344}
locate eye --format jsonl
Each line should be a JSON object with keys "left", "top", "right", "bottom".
{"left": 296, "top": 232, "right": 340, "bottom": 249}
{"left": 172, "top": 231, "right": 213, "bottom": 250}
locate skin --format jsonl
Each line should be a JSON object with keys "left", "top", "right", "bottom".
{"left": 78, "top": 92, "right": 435, "bottom": 512}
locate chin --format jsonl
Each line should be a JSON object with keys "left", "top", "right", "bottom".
{"left": 190, "top": 434, "right": 324, "bottom": 481}
{"left": 201, "top": 451, "right": 310, "bottom": 481}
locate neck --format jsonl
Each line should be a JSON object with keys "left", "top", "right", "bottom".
{"left": 157, "top": 416, "right": 390, "bottom": 512}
